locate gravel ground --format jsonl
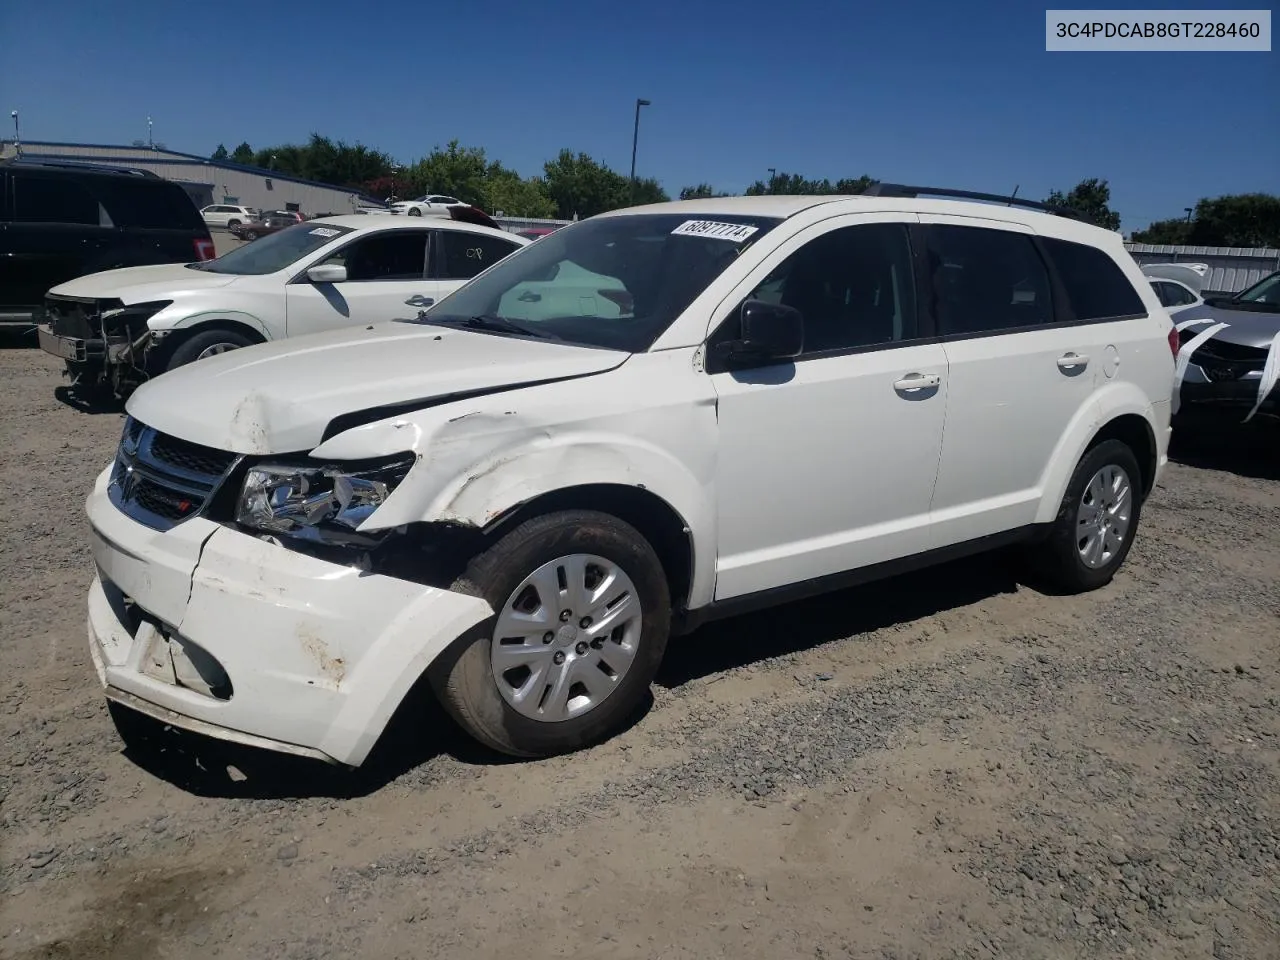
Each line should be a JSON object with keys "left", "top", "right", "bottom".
{"left": 1, "top": 345, "right": 1277, "bottom": 960}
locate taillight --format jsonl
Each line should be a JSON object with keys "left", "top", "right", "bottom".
{"left": 1167, "top": 325, "right": 1180, "bottom": 358}
{"left": 194, "top": 238, "right": 216, "bottom": 261}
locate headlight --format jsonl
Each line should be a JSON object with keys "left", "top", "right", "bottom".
{"left": 235, "top": 453, "right": 415, "bottom": 545}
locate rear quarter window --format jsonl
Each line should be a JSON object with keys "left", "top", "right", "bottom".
{"left": 94, "top": 179, "right": 206, "bottom": 230}
{"left": 1042, "top": 237, "right": 1146, "bottom": 321}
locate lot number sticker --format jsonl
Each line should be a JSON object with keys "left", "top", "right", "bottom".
{"left": 310, "top": 227, "right": 340, "bottom": 238}
{"left": 671, "top": 220, "right": 759, "bottom": 242}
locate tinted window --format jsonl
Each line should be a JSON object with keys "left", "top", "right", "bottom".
{"left": 12, "top": 173, "right": 100, "bottom": 225}
{"left": 1235, "top": 272, "right": 1280, "bottom": 305}
{"left": 322, "top": 230, "right": 427, "bottom": 281}
{"left": 926, "top": 226, "right": 1052, "bottom": 335}
{"left": 438, "top": 231, "right": 521, "bottom": 280}
{"left": 1042, "top": 237, "right": 1145, "bottom": 320}
{"left": 419, "top": 213, "right": 782, "bottom": 352}
{"left": 95, "top": 179, "right": 205, "bottom": 230}
{"left": 732, "top": 223, "right": 917, "bottom": 354}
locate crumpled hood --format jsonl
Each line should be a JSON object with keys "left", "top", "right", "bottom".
{"left": 126, "top": 321, "right": 629, "bottom": 454}
{"left": 49, "top": 263, "right": 238, "bottom": 302}
{"left": 1171, "top": 302, "right": 1280, "bottom": 349}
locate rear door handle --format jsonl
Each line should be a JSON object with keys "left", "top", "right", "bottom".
{"left": 405, "top": 295, "right": 434, "bottom": 307}
{"left": 893, "top": 373, "right": 941, "bottom": 393}
{"left": 1057, "top": 352, "right": 1089, "bottom": 371}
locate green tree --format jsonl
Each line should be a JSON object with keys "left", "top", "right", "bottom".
{"left": 1129, "top": 218, "right": 1192, "bottom": 244}
{"left": 1188, "top": 193, "right": 1280, "bottom": 247}
{"left": 745, "top": 172, "right": 874, "bottom": 195}
{"left": 211, "top": 143, "right": 229, "bottom": 161}
{"left": 230, "top": 141, "right": 255, "bottom": 165}
{"left": 1045, "top": 178, "right": 1121, "bottom": 231}
{"left": 680, "top": 183, "right": 732, "bottom": 200}
{"left": 630, "top": 176, "right": 670, "bottom": 206}
{"left": 403, "top": 140, "right": 490, "bottom": 205}
{"left": 481, "top": 160, "right": 556, "bottom": 218}
{"left": 542, "top": 150, "right": 632, "bottom": 219}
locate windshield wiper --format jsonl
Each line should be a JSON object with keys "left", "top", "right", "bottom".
{"left": 421, "top": 314, "right": 555, "bottom": 339}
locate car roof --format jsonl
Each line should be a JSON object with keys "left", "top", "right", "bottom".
{"left": 309, "top": 214, "right": 529, "bottom": 241}
{"left": 599, "top": 194, "right": 1122, "bottom": 244}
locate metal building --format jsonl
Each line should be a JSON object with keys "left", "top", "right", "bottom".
{"left": 1, "top": 140, "right": 377, "bottom": 216}
{"left": 1125, "top": 243, "right": 1280, "bottom": 296}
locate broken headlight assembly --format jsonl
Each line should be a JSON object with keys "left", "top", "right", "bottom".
{"left": 235, "top": 453, "right": 416, "bottom": 546}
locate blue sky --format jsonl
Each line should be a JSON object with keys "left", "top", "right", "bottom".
{"left": 2, "top": 0, "right": 1276, "bottom": 231}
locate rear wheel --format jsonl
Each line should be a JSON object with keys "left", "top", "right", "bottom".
{"left": 227, "top": 219, "right": 241, "bottom": 228}
{"left": 165, "top": 328, "right": 256, "bottom": 371}
{"left": 1028, "top": 439, "right": 1143, "bottom": 593}
{"left": 431, "top": 510, "right": 671, "bottom": 757}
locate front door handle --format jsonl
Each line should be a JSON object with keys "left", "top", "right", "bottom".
{"left": 893, "top": 373, "right": 941, "bottom": 393}
{"left": 405, "top": 295, "right": 434, "bottom": 307}
{"left": 1057, "top": 352, "right": 1089, "bottom": 371}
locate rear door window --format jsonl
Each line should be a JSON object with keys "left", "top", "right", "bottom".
{"left": 95, "top": 180, "right": 205, "bottom": 230}
{"left": 12, "top": 173, "right": 100, "bottom": 225}
{"left": 925, "top": 225, "right": 1054, "bottom": 336}
{"left": 437, "top": 231, "right": 522, "bottom": 280}
{"left": 1041, "top": 237, "right": 1146, "bottom": 321}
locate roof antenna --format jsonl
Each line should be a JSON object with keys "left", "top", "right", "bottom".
{"left": 1008, "top": 185, "right": 1019, "bottom": 205}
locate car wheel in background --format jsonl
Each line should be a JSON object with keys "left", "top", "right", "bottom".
{"left": 227, "top": 219, "right": 241, "bottom": 228}
{"left": 431, "top": 510, "right": 671, "bottom": 757}
{"left": 407, "top": 207, "right": 422, "bottom": 216}
{"left": 165, "top": 328, "right": 256, "bottom": 371}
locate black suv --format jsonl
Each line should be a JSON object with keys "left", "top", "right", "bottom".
{"left": 0, "top": 159, "right": 215, "bottom": 330}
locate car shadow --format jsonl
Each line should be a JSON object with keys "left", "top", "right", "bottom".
{"left": 657, "top": 551, "right": 1022, "bottom": 688}
{"left": 116, "top": 672, "right": 656, "bottom": 800}
{"left": 53, "top": 385, "right": 126, "bottom": 415}
{"left": 1169, "top": 420, "right": 1280, "bottom": 482}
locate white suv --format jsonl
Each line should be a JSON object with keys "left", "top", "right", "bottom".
{"left": 84, "top": 187, "right": 1176, "bottom": 766}
{"left": 200, "top": 204, "right": 257, "bottom": 229}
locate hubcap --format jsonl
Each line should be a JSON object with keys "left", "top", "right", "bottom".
{"left": 1076, "top": 464, "right": 1133, "bottom": 569}
{"left": 490, "top": 553, "right": 642, "bottom": 722}
{"left": 195, "top": 342, "right": 240, "bottom": 361}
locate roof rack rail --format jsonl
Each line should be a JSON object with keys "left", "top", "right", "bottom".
{"left": 862, "top": 182, "right": 1088, "bottom": 223}
{"left": 4, "top": 158, "right": 160, "bottom": 178}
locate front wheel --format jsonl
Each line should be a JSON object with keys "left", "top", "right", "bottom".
{"left": 406, "top": 207, "right": 422, "bottom": 216}
{"left": 1028, "top": 439, "right": 1143, "bottom": 593}
{"left": 165, "top": 328, "right": 255, "bottom": 371}
{"left": 431, "top": 510, "right": 671, "bottom": 757}
{"left": 227, "top": 219, "right": 241, "bottom": 228}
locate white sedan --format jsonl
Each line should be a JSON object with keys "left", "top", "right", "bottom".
{"left": 389, "top": 194, "right": 467, "bottom": 217}
{"left": 38, "top": 211, "right": 529, "bottom": 396}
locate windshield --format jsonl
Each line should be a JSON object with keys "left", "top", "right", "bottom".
{"left": 1233, "top": 272, "right": 1280, "bottom": 306}
{"left": 416, "top": 213, "right": 782, "bottom": 351}
{"left": 191, "top": 222, "right": 354, "bottom": 275}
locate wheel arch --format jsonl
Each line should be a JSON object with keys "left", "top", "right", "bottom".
{"left": 162, "top": 311, "right": 273, "bottom": 342}
{"left": 480, "top": 483, "right": 696, "bottom": 616}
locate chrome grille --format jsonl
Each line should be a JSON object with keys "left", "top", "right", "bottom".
{"left": 109, "top": 417, "right": 241, "bottom": 531}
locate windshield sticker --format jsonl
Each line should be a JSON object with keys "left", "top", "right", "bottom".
{"left": 309, "top": 227, "right": 340, "bottom": 238}
{"left": 671, "top": 220, "right": 759, "bottom": 243}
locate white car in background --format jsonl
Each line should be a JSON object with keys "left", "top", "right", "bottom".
{"left": 390, "top": 194, "right": 467, "bottom": 217}
{"left": 39, "top": 211, "right": 529, "bottom": 396}
{"left": 200, "top": 204, "right": 258, "bottom": 229}
{"left": 1142, "top": 263, "right": 1207, "bottom": 314}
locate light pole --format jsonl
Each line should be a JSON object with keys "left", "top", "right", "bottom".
{"left": 10, "top": 110, "right": 19, "bottom": 153}
{"left": 147, "top": 116, "right": 153, "bottom": 149}
{"left": 767, "top": 167, "right": 776, "bottom": 193}
{"left": 629, "top": 98, "right": 651, "bottom": 184}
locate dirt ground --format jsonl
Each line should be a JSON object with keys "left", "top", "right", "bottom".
{"left": 1, "top": 344, "right": 1277, "bottom": 960}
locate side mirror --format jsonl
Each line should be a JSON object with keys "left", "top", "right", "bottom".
{"left": 306, "top": 263, "right": 347, "bottom": 284}
{"left": 714, "top": 299, "right": 804, "bottom": 365}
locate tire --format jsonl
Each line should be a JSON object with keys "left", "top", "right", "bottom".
{"left": 245, "top": 230, "right": 259, "bottom": 240}
{"left": 407, "top": 207, "right": 422, "bottom": 217}
{"left": 1028, "top": 439, "right": 1143, "bottom": 594}
{"left": 227, "top": 219, "right": 241, "bottom": 228}
{"left": 165, "top": 328, "right": 255, "bottom": 371}
{"left": 430, "top": 510, "right": 671, "bottom": 757}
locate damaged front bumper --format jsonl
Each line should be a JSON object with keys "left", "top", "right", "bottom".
{"left": 39, "top": 296, "right": 170, "bottom": 392}
{"left": 85, "top": 466, "right": 493, "bottom": 767}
